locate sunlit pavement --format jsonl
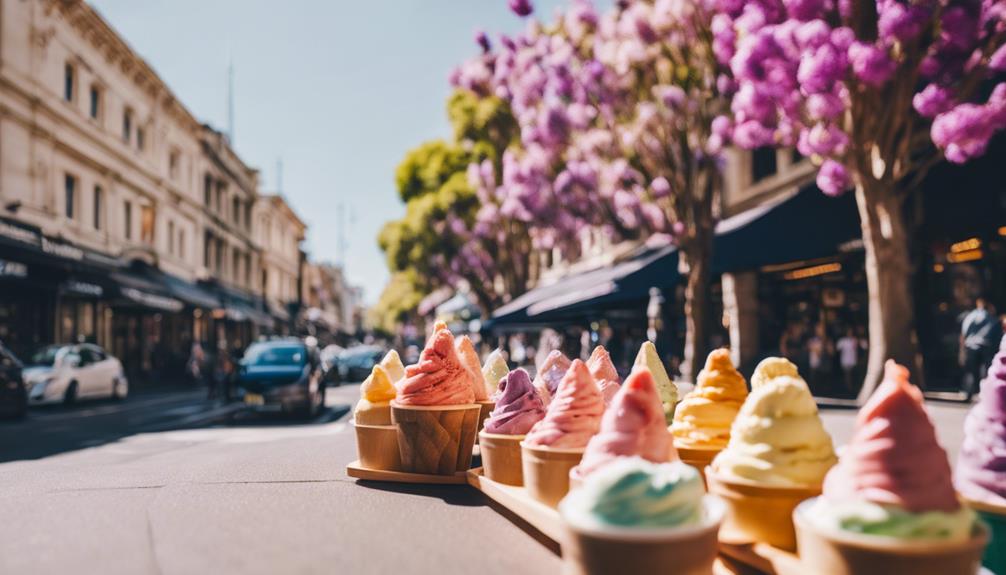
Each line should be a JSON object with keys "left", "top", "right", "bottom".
{"left": 0, "top": 384, "right": 970, "bottom": 575}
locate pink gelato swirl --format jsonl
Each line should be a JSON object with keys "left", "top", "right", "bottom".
{"left": 456, "top": 335, "right": 489, "bottom": 402}
{"left": 574, "top": 367, "right": 676, "bottom": 480}
{"left": 956, "top": 336, "right": 1006, "bottom": 506}
{"left": 524, "top": 359, "right": 604, "bottom": 448}
{"left": 587, "top": 346, "right": 621, "bottom": 405}
{"left": 533, "top": 350, "right": 572, "bottom": 405}
{"left": 484, "top": 369, "right": 545, "bottom": 435}
{"left": 823, "top": 361, "right": 959, "bottom": 512}
{"left": 394, "top": 329, "right": 476, "bottom": 406}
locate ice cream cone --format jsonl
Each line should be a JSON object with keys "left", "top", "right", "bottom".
{"left": 354, "top": 403, "right": 391, "bottom": 426}
{"left": 391, "top": 403, "right": 480, "bottom": 475}
{"left": 353, "top": 422, "right": 402, "bottom": 471}
{"left": 794, "top": 499, "right": 989, "bottom": 575}
{"left": 705, "top": 467, "right": 819, "bottom": 551}
{"left": 963, "top": 497, "right": 1006, "bottom": 574}
{"left": 479, "top": 431, "right": 525, "bottom": 486}
{"left": 521, "top": 443, "right": 584, "bottom": 508}
{"left": 675, "top": 445, "right": 720, "bottom": 485}
{"left": 559, "top": 495, "right": 724, "bottom": 575}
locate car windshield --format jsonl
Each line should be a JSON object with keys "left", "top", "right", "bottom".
{"left": 244, "top": 344, "right": 305, "bottom": 367}
{"left": 30, "top": 345, "right": 65, "bottom": 366}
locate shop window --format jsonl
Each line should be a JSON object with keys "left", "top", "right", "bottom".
{"left": 64, "top": 174, "right": 77, "bottom": 220}
{"left": 140, "top": 205, "right": 155, "bottom": 244}
{"left": 752, "top": 147, "right": 778, "bottom": 183}
{"left": 89, "top": 85, "right": 101, "bottom": 120}
{"left": 124, "top": 200, "right": 133, "bottom": 240}
{"left": 93, "top": 185, "right": 103, "bottom": 230}
{"left": 64, "top": 63, "right": 75, "bottom": 102}
{"left": 122, "top": 108, "right": 132, "bottom": 143}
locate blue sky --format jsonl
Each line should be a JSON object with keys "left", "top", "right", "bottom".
{"left": 89, "top": 0, "right": 579, "bottom": 304}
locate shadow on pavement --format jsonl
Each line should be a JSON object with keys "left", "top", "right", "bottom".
{"left": 221, "top": 404, "right": 352, "bottom": 427}
{"left": 351, "top": 479, "right": 486, "bottom": 507}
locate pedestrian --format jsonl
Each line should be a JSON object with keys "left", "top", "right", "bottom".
{"left": 836, "top": 327, "right": 859, "bottom": 394}
{"left": 960, "top": 296, "right": 998, "bottom": 401}
{"left": 187, "top": 341, "right": 206, "bottom": 388}
{"left": 807, "top": 323, "right": 833, "bottom": 394}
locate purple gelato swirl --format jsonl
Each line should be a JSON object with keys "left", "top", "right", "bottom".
{"left": 484, "top": 369, "right": 546, "bottom": 435}
{"left": 956, "top": 336, "right": 1006, "bottom": 506}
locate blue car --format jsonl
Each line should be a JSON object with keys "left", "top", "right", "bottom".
{"left": 237, "top": 340, "right": 325, "bottom": 418}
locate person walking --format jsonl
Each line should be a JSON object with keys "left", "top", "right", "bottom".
{"left": 187, "top": 341, "right": 206, "bottom": 388}
{"left": 960, "top": 296, "right": 998, "bottom": 401}
{"left": 835, "top": 327, "right": 860, "bottom": 394}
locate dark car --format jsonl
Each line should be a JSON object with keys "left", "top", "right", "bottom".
{"left": 0, "top": 343, "right": 26, "bottom": 419}
{"left": 339, "top": 346, "right": 383, "bottom": 382}
{"left": 237, "top": 341, "right": 325, "bottom": 418}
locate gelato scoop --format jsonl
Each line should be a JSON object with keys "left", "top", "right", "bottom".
{"left": 633, "top": 342, "right": 679, "bottom": 423}
{"left": 378, "top": 350, "right": 406, "bottom": 383}
{"left": 456, "top": 335, "right": 489, "bottom": 402}
{"left": 575, "top": 368, "right": 676, "bottom": 479}
{"left": 750, "top": 357, "right": 799, "bottom": 390}
{"left": 484, "top": 369, "right": 546, "bottom": 435}
{"left": 956, "top": 335, "right": 1006, "bottom": 506}
{"left": 671, "top": 349, "right": 748, "bottom": 449}
{"left": 561, "top": 457, "right": 705, "bottom": 529}
{"left": 355, "top": 365, "right": 397, "bottom": 424}
{"left": 810, "top": 361, "right": 975, "bottom": 541}
{"left": 394, "top": 328, "right": 476, "bottom": 406}
{"left": 712, "top": 373, "right": 836, "bottom": 486}
{"left": 524, "top": 359, "right": 604, "bottom": 449}
{"left": 481, "top": 349, "right": 510, "bottom": 398}
{"left": 588, "top": 346, "right": 622, "bottom": 405}
{"left": 533, "top": 350, "right": 572, "bottom": 405}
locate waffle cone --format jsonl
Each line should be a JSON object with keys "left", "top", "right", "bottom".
{"left": 391, "top": 403, "right": 480, "bottom": 475}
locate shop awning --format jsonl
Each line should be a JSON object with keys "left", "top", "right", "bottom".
{"left": 110, "top": 269, "right": 184, "bottom": 313}
{"left": 161, "top": 275, "right": 220, "bottom": 310}
{"left": 487, "top": 184, "right": 861, "bottom": 330}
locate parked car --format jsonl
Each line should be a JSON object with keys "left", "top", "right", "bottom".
{"left": 237, "top": 340, "right": 325, "bottom": 418}
{"left": 339, "top": 345, "right": 383, "bottom": 382}
{"left": 0, "top": 343, "right": 26, "bottom": 419}
{"left": 320, "top": 344, "right": 345, "bottom": 386}
{"left": 24, "top": 344, "right": 128, "bottom": 405}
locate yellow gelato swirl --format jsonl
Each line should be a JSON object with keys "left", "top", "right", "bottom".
{"left": 633, "top": 341, "right": 679, "bottom": 424}
{"left": 750, "top": 357, "right": 799, "bottom": 390}
{"left": 670, "top": 349, "right": 747, "bottom": 449}
{"left": 713, "top": 374, "right": 837, "bottom": 487}
{"left": 355, "top": 365, "right": 396, "bottom": 424}
{"left": 379, "top": 350, "right": 406, "bottom": 382}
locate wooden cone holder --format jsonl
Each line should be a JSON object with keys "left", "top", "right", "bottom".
{"left": 353, "top": 422, "right": 402, "bottom": 471}
{"left": 478, "top": 431, "right": 525, "bottom": 486}
{"left": 392, "top": 403, "right": 480, "bottom": 475}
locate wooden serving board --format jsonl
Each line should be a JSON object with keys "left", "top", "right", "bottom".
{"left": 346, "top": 460, "right": 469, "bottom": 484}
{"left": 467, "top": 467, "right": 757, "bottom": 575}
{"left": 718, "top": 542, "right": 802, "bottom": 575}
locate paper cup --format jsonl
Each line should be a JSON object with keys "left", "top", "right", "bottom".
{"left": 391, "top": 403, "right": 481, "bottom": 475}
{"left": 559, "top": 495, "right": 725, "bottom": 575}
{"left": 475, "top": 401, "right": 495, "bottom": 443}
{"left": 521, "top": 443, "right": 584, "bottom": 508}
{"left": 479, "top": 431, "right": 525, "bottom": 486}
{"left": 354, "top": 402, "right": 392, "bottom": 426}
{"left": 353, "top": 422, "right": 402, "bottom": 471}
{"left": 705, "top": 467, "right": 819, "bottom": 551}
{"left": 794, "top": 498, "right": 989, "bottom": 575}
{"left": 675, "top": 445, "right": 721, "bottom": 486}
{"left": 964, "top": 497, "right": 1006, "bottom": 575}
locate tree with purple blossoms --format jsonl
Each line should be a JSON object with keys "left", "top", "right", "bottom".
{"left": 455, "top": 0, "right": 732, "bottom": 379}
{"left": 714, "top": 0, "right": 1006, "bottom": 396}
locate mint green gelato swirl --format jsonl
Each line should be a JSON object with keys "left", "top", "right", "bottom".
{"left": 563, "top": 458, "right": 704, "bottom": 528}
{"left": 809, "top": 499, "right": 976, "bottom": 541}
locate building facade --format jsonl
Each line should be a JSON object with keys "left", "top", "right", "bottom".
{"left": 0, "top": 0, "right": 325, "bottom": 382}
{"left": 255, "top": 194, "right": 305, "bottom": 333}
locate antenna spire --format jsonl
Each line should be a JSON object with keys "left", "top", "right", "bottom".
{"left": 227, "top": 53, "right": 235, "bottom": 143}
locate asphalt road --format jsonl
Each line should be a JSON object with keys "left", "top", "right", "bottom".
{"left": 0, "top": 383, "right": 972, "bottom": 575}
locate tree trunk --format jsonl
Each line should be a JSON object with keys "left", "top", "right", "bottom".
{"left": 680, "top": 233, "right": 713, "bottom": 383}
{"left": 855, "top": 182, "right": 922, "bottom": 402}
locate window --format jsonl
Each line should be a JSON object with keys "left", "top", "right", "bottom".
{"left": 64, "top": 174, "right": 76, "bottom": 219}
{"left": 751, "top": 147, "right": 778, "bottom": 183}
{"left": 169, "top": 150, "right": 180, "bottom": 180}
{"left": 203, "top": 173, "right": 213, "bottom": 206}
{"left": 137, "top": 126, "right": 145, "bottom": 151}
{"left": 122, "top": 109, "right": 132, "bottom": 143}
{"left": 178, "top": 230, "right": 186, "bottom": 261}
{"left": 232, "top": 249, "right": 241, "bottom": 282}
{"left": 89, "top": 85, "right": 100, "bottom": 120}
{"left": 64, "top": 63, "right": 75, "bottom": 102}
{"left": 168, "top": 220, "right": 175, "bottom": 254}
{"left": 204, "top": 232, "right": 212, "bottom": 267}
{"left": 232, "top": 196, "right": 240, "bottom": 224}
{"left": 93, "top": 185, "right": 103, "bottom": 230}
{"left": 124, "top": 201, "right": 133, "bottom": 240}
{"left": 140, "top": 205, "right": 155, "bottom": 244}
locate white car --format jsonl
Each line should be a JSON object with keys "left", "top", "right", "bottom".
{"left": 24, "top": 344, "right": 128, "bottom": 405}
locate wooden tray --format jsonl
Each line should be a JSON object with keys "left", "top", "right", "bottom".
{"left": 718, "top": 542, "right": 801, "bottom": 574}
{"left": 346, "top": 460, "right": 469, "bottom": 484}
{"left": 467, "top": 467, "right": 755, "bottom": 575}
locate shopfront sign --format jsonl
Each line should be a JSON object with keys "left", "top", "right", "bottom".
{"left": 64, "top": 281, "right": 103, "bottom": 297}
{"left": 0, "top": 259, "right": 28, "bottom": 278}
{"left": 41, "top": 238, "right": 84, "bottom": 261}
{"left": 121, "top": 288, "right": 184, "bottom": 313}
{"left": 0, "top": 219, "right": 40, "bottom": 247}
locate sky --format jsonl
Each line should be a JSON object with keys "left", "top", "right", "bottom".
{"left": 89, "top": 0, "right": 579, "bottom": 305}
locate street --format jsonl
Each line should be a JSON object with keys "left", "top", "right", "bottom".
{"left": 0, "top": 382, "right": 973, "bottom": 575}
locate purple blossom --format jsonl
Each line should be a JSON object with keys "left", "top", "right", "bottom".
{"left": 650, "top": 176, "right": 672, "bottom": 198}
{"left": 509, "top": 0, "right": 534, "bottom": 18}
{"left": 733, "top": 120, "right": 775, "bottom": 148}
{"left": 877, "top": 0, "right": 931, "bottom": 43}
{"left": 848, "top": 42, "right": 897, "bottom": 86}
{"left": 817, "top": 159, "right": 850, "bottom": 196}
{"left": 913, "top": 84, "right": 954, "bottom": 118}
{"left": 475, "top": 29, "right": 491, "bottom": 53}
